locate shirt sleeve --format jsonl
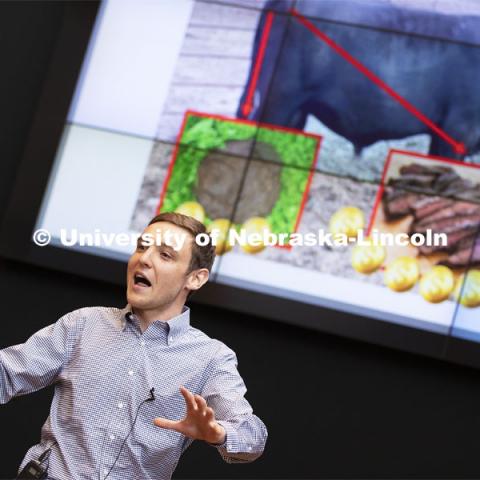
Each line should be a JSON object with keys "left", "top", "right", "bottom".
{"left": 0, "top": 309, "right": 84, "bottom": 404}
{"left": 201, "top": 341, "right": 268, "bottom": 463}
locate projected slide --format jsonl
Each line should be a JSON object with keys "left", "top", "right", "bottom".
{"left": 35, "top": 0, "right": 480, "bottom": 339}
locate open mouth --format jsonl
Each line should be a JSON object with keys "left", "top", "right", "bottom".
{"left": 133, "top": 273, "right": 152, "bottom": 288}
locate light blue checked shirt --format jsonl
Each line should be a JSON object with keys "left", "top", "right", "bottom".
{"left": 0, "top": 304, "right": 267, "bottom": 479}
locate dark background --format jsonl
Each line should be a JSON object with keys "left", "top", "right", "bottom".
{"left": 1, "top": 2, "right": 480, "bottom": 478}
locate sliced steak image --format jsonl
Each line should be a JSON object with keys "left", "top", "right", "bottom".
{"left": 439, "top": 237, "right": 480, "bottom": 268}
{"left": 381, "top": 162, "right": 480, "bottom": 266}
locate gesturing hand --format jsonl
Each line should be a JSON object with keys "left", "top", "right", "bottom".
{"left": 153, "top": 386, "right": 226, "bottom": 445}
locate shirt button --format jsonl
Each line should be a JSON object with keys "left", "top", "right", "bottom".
{"left": 109, "top": 434, "right": 115, "bottom": 440}
{"left": 140, "top": 340, "right": 146, "bottom": 346}
{"left": 103, "top": 468, "right": 109, "bottom": 475}
{"left": 118, "top": 402, "right": 123, "bottom": 409}
{"left": 247, "top": 446, "right": 252, "bottom": 451}
{"left": 128, "top": 370, "right": 134, "bottom": 376}
{"left": 169, "top": 336, "right": 174, "bottom": 343}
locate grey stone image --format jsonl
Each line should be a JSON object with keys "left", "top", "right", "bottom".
{"left": 195, "top": 140, "right": 282, "bottom": 223}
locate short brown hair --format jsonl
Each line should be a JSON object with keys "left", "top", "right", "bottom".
{"left": 148, "top": 212, "right": 216, "bottom": 298}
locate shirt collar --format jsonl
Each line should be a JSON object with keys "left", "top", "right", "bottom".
{"left": 120, "top": 303, "right": 190, "bottom": 344}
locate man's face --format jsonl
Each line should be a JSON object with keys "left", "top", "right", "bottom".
{"left": 126, "top": 222, "right": 195, "bottom": 312}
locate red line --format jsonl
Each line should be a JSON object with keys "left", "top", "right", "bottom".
{"left": 366, "top": 147, "right": 480, "bottom": 235}
{"left": 388, "top": 148, "right": 480, "bottom": 169}
{"left": 241, "top": 11, "right": 275, "bottom": 117}
{"left": 258, "top": 121, "right": 322, "bottom": 140}
{"left": 367, "top": 149, "right": 394, "bottom": 235}
{"left": 186, "top": 109, "right": 259, "bottom": 129}
{"left": 380, "top": 148, "right": 395, "bottom": 186}
{"left": 186, "top": 109, "right": 323, "bottom": 140}
{"left": 294, "top": 139, "right": 321, "bottom": 232}
{"left": 158, "top": 110, "right": 324, "bottom": 252}
{"left": 290, "top": 9, "right": 467, "bottom": 155}
{"left": 155, "top": 112, "right": 191, "bottom": 214}
{"left": 366, "top": 184, "right": 384, "bottom": 237}
{"left": 277, "top": 135, "right": 323, "bottom": 250}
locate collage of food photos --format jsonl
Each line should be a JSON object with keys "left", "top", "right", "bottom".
{"left": 124, "top": 0, "right": 480, "bottom": 336}
{"left": 131, "top": 115, "right": 480, "bottom": 324}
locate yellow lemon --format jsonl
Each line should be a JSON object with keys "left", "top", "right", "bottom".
{"left": 419, "top": 265, "right": 455, "bottom": 303}
{"left": 453, "top": 269, "right": 480, "bottom": 308}
{"left": 351, "top": 237, "right": 386, "bottom": 274}
{"left": 207, "top": 218, "right": 235, "bottom": 255}
{"left": 329, "top": 206, "right": 365, "bottom": 240}
{"left": 240, "top": 217, "right": 270, "bottom": 254}
{"left": 175, "top": 201, "right": 205, "bottom": 223}
{"left": 384, "top": 256, "right": 419, "bottom": 292}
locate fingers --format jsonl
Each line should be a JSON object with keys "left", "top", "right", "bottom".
{"left": 205, "top": 406, "right": 215, "bottom": 420}
{"left": 180, "top": 386, "right": 215, "bottom": 419}
{"left": 195, "top": 394, "right": 207, "bottom": 411}
{"left": 180, "top": 385, "right": 198, "bottom": 412}
{"left": 153, "top": 417, "right": 180, "bottom": 430}
{"left": 194, "top": 394, "right": 215, "bottom": 420}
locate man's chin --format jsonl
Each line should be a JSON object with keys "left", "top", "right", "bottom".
{"left": 127, "top": 289, "right": 152, "bottom": 307}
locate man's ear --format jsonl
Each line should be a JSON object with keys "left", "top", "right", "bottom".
{"left": 186, "top": 268, "right": 210, "bottom": 293}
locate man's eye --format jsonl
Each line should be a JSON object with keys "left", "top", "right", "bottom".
{"left": 137, "top": 244, "right": 147, "bottom": 251}
{"left": 160, "top": 252, "right": 171, "bottom": 259}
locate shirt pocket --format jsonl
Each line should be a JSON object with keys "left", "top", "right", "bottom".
{"left": 152, "top": 385, "right": 187, "bottom": 421}
{"left": 151, "top": 374, "right": 205, "bottom": 418}
{"left": 134, "top": 393, "right": 186, "bottom": 467}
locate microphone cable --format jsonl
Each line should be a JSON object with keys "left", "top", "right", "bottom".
{"left": 100, "top": 387, "right": 156, "bottom": 480}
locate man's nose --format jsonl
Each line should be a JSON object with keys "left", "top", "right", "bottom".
{"left": 139, "top": 246, "right": 154, "bottom": 265}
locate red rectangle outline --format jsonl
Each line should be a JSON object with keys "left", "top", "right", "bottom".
{"left": 155, "top": 110, "right": 323, "bottom": 251}
{"left": 367, "top": 148, "right": 480, "bottom": 235}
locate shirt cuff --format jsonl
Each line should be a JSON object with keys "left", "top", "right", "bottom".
{"left": 206, "top": 422, "right": 228, "bottom": 448}
{"left": 210, "top": 420, "right": 247, "bottom": 453}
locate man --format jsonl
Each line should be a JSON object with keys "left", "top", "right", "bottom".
{"left": 1, "top": 212, "right": 267, "bottom": 479}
